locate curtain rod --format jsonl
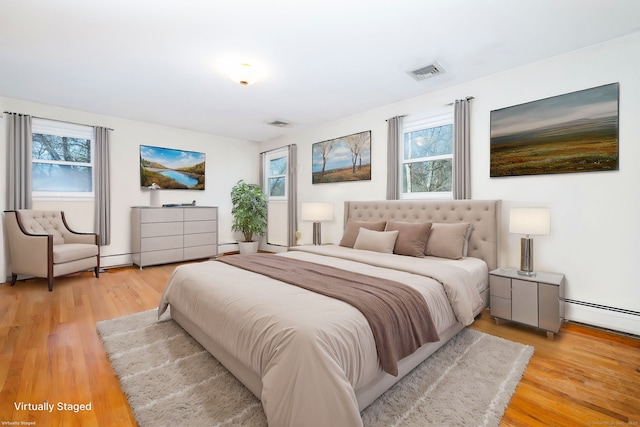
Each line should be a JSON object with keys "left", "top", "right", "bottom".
{"left": 387, "top": 97, "right": 474, "bottom": 119}
{"left": 3, "top": 111, "right": 114, "bottom": 131}
{"left": 446, "top": 96, "right": 475, "bottom": 106}
{"left": 260, "top": 143, "right": 296, "bottom": 155}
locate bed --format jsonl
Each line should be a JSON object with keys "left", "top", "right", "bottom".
{"left": 158, "top": 199, "right": 500, "bottom": 427}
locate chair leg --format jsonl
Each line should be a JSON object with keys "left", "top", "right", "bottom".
{"left": 94, "top": 266, "right": 100, "bottom": 278}
{"left": 48, "top": 277, "right": 53, "bottom": 292}
{"left": 10, "top": 274, "right": 17, "bottom": 286}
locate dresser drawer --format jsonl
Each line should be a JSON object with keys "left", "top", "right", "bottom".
{"left": 184, "top": 232, "right": 216, "bottom": 247}
{"left": 490, "top": 275, "right": 511, "bottom": 299}
{"left": 141, "top": 221, "right": 183, "bottom": 238}
{"left": 184, "top": 220, "right": 216, "bottom": 234}
{"left": 184, "top": 207, "right": 217, "bottom": 221}
{"left": 141, "top": 235, "right": 183, "bottom": 252}
{"left": 141, "top": 208, "right": 183, "bottom": 223}
{"left": 184, "top": 245, "right": 217, "bottom": 260}
{"left": 139, "top": 248, "right": 184, "bottom": 266}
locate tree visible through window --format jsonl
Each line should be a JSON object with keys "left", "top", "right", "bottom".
{"left": 32, "top": 119, "right": 94, "bottom": 197}
{"left": 401, "top": 111, "right": 453, "bottom": 199}
{"left": 268, "top": 156, "right": 287, "bottom": 197}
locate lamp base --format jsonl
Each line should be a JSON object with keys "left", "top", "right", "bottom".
{"left": 519, "top": 236, "right": 534, "bottom": 275}
{"left": 149, "top": 190, "right": 160, "bottom": 207}
{"left": 517, "top": 270, "right": 537, "bottom": 277}
{"left": 312, "top": 222, "right": 322, "bottom": 245}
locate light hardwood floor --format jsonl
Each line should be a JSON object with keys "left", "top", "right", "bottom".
{"left": 0, "top": 262, "right": 638, "bottom": 426}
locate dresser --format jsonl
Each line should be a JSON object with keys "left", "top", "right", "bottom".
{"left": 489, "top": 268, "right": 565, "bottom": 339}
{"left": 131, "top": 206, "right": 218, "bottom": 268}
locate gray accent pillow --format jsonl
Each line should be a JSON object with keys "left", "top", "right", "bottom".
{"left": 385, "top": 220, "right": 432, "bottom": 257}
{"left": 425, "top": 222, "right": 471, "bottom": 260}
{"left": 353, "top": 228, "right": 399, "bottom": 254}
{"left": 339, "top": 220, "right": 387, "bottom": 248}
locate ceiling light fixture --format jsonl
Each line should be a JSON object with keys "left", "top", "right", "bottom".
{"left": 231, "top": 63, "right": 257, "bottom": 86}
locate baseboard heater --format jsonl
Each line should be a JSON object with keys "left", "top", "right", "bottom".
{"left": 564, "top": 299, "right": 640, "bottom": 337}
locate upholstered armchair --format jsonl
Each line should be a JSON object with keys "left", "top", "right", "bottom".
{"left": 4, "top": 210, "right": 100, "bottom": 291}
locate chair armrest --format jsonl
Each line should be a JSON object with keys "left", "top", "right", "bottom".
{"left": 11, "top": 234, "right": 52, "bottom": 277}
{"left": 60, "top": 212, "right": 99, "bottom": 245}
{"left": 63, "top": 232, "right": 99, "bottom": 245}
{"left": 4, "top": 211, "right": 52, "bottom": 277}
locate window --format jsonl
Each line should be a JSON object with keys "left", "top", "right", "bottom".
{"left": 31, "top": 118, "right": 94, "bottom": 198}
{"left": 267, "top": 154, "right": 287, "bottom": 199}
{"left": 263, "top": 148, "right": 290, "bottom": 247}
{"left": 401, "top": 109, "right": 453, "bottom": 199}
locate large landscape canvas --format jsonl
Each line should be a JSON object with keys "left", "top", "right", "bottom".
{"left": 140, "top": 145, "right": 206, "bottom": 190}
{"left": 312, "top": 130, "right": 371, "bottom": 184}
{"left": 490, "top": 83, "right": 619, "bottom": 177}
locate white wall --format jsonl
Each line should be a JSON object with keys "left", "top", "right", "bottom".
{"left": 260, "top": 33, "right": 640, "bottom": 333}
{"left": 1, "top": 97, "right": 260, "bottom": 275}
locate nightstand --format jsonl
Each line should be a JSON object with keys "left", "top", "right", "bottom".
{"left": 489, "top": 268, "right": 565, "bottom": 339}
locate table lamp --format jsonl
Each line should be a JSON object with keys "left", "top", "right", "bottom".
{"left": 301, "top": 203, "right": 334, "bottom": 245}
{"left": 509, "top": 207, "right": 550, "bottom": 276}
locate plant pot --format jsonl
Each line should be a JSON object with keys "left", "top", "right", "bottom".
{"left": 238, "top": 241, "right": 259, "bottom": 255}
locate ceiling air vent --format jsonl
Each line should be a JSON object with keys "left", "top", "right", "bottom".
{"left": 407, "top": 62, "right": 445, "bottom": 81}
{"left": 267, "top": 120, "right": 291, "bottom": 128}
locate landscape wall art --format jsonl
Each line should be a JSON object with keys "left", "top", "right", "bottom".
{"left": 312, "top": 130, "right": 371, "bottom": 184}
{"left": 140, "top": 145, "right": 205, "bottom": 190}
{"left": 490, "top": 83, "right": 619, "bottom": 177}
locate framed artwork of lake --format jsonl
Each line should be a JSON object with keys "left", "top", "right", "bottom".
{"left": 490, "top": 83, "right": 619, "bottom": 177}
{"left": 140, "top": 145, "right": 206, "bottom": 190}
{"left": 312, "top": 130, "right": 371, "bottom": 184}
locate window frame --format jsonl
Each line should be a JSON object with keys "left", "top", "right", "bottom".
{"left": 400, "top": 108, "right": 454, "bottom": 200}
{"left": 265, "top": 148, "right": 288, "bottom": 201}
{"left": 31, "top": 118, "right": 95, "bottom": 200}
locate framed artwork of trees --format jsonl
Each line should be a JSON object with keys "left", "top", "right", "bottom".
{"left": 312, "top": 130, "right": 371, "bottom": 184}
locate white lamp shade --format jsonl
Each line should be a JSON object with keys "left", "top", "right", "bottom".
{"left": 301, "top": 203, "right": 334, "bottom": 221}
{"left": 509, "top": 208, "right": 550, "bottom": 235}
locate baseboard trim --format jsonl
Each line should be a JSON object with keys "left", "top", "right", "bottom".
{"left": 100, "top": 254, "right": 133, "bottom": 268}
{"left": 565, "top": 300, "right": 640, "bottom": 336}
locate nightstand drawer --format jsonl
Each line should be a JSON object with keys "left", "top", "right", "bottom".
{"left": 491, "top": 296, "right": 511, "bottom": 320}
{"left": 490, "top": 275, "right": 511, "bottom": 299}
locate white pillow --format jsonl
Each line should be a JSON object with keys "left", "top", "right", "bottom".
{"left": 353, "top": 227, "right": 399, "bottom": 254}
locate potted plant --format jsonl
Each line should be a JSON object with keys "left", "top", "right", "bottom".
{"left": 231, "top": 179, "right": 268, "bottom": 254}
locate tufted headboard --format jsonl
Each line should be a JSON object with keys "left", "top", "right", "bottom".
{"left": 343, "top": 200, "right": 501, "bottom": 271}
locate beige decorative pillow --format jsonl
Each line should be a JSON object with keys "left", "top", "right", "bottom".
{"left": 339, "top": 220, "right": 387, "bottom": 248}
{"left": 385, "top": 220, "right": 432, "bottom": 257}
{"left": 425, "top": 222, "right": 471, "bottom": 260}
{"left": 353, "top": 228, "right": 399, "bottom": 254}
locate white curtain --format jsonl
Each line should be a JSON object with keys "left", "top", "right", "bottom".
{"left": 386, "top": 116, "right": 403, "bottom": 200}
{"left": 453, "top": 98, "right": 473, "bottom": 200}
{"left": 94, "top": 126, "right": 112, "bottom": 245}
{"left": 6, "top": 113, "right": 33, "bottom": 210}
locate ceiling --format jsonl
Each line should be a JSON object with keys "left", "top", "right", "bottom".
{"left": 1, "top": 0, "right": 640, "bottom": 143}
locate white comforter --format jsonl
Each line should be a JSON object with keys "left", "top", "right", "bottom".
{"left": 157, "top": 245, "right": 485, "bottom": 427}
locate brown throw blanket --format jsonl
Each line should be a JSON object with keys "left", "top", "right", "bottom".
{"left": 218, "top": 254, "right": 440, "bottom": 376}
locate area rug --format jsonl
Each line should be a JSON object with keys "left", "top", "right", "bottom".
{"left": 97, "top": 309, "right": 533, "bottom": 427}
